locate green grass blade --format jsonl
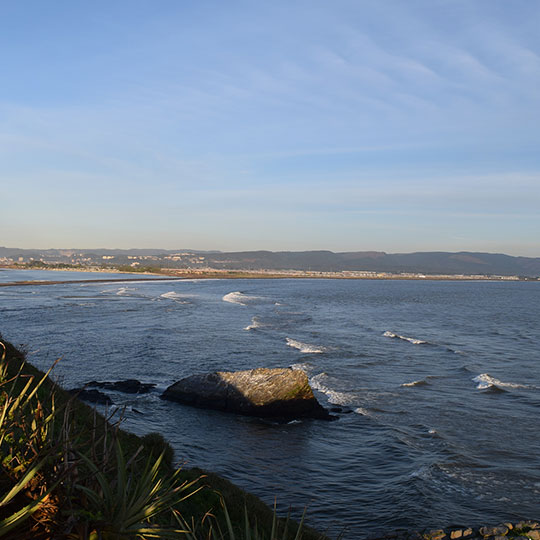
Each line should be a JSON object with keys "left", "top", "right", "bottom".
{"left": 0, "top": 496, "right": 44, "bottom": 537}
{"left": 293, "top": 507, "right": 306, "bottom": 540}
{"left": 0, "top": 454, "right": 48, "bottom": 507}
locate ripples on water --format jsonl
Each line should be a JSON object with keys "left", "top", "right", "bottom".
{"left": 1, "top": 269, "right": 539, "bottom": 538}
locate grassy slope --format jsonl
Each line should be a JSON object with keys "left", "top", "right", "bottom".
{"left": 0, "top": 336, "right": 326, "bottom": 539}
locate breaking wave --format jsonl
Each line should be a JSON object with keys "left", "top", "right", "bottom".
{"left": 159, "top": 291, "right": 195, "bottom": 303}
{"left": 160, "top": 291, "right": 183, "bottom": 299}
{"left": 286, "top": 338, "right": 326, "bottom": 354}
{"left": 116, "top": 287, "right": 131, "bottom": 296}
{"left": 222, "top": 291, "right": 264, "bottom": 305}
{"left": 290, "top": 362, "right": 312, "bottom": 373}
{"left": 401, "top": 379, "right": 430, "bottom": 388}
{"left": 310, "top": 373, "right": 357, "bottom": 406}
{"left": 383, "top": 331, "right": 428, "bottom": 345}
{"left": 473, "top": 373, "right": 528, "bottom": 391}
{"left": 244, "top": 316, "right": 264, "bottom": 331}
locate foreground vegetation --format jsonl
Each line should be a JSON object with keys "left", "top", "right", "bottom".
{"left": 0, "top": 336, "right": 325, "bottom": 539}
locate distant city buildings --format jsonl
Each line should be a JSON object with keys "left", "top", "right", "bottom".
{"left": 0, "top": 249, "right": 537, "bottom": 280}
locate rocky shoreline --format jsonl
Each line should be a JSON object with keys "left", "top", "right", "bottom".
{"left": 372, "top": 521, "right": 540, "bottom": 540}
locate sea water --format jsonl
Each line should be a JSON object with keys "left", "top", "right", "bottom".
{"left": 1, "top": 269, "right": 539, "bottom": 538}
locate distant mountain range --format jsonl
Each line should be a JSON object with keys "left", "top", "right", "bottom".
{"left": 1, "top": 247, "right": 539, "bottom": 278}
{"left": 200, "top": 250, "right": 540, "bottom": 277}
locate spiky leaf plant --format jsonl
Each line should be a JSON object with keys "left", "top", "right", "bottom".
{"left": 66, "top": 438, "right": 203, "bottom": 539}
{"left": 175, "top": 497, "right": 307, "bottom": 540}
{"left": 0, "top": 342, "right": 59, "bottom": 538}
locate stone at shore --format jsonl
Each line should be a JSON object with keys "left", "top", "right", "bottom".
{"left": 161, "top": 367, "right": 334, "bottom": 420}
{"left": 367, "top": 521, "right": 540, "bottom": 540}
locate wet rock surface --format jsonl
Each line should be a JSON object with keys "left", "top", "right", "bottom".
{"left": 86, "top": 379, "right": 156, "bottom": 394}
{"left": 162, "top": 367, "right": 334, "bottom": 420}
{"left": 68, "top": 387, "right": 113, "bottom": 405}
{"left": 69, "top": 379, "right": 156, "bottom": 405}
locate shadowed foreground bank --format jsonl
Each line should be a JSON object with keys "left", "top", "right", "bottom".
{"left": 0, "top": 335, "right": 323, "bottom": 539}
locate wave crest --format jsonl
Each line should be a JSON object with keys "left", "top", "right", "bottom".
{"left": 116, "top": 287, "right": 131, "bottom": 296}
{"left": 286, "top": 338, "right": 326, "bottom": 354}
{"left": 290, "top": 362, "right": 311, "bottom": 373}
{"left": 223, "top": 291, "right": 263, "bottom": 305}
{"left": 401, "top": 379, "right": 429, "bottom": 387}
{"left": 244, "top": 316, "right": 264, "bottom": 331}
{"left": 159, "top": 291, "right": 195, "bottom": 303}
{"left": 310, "top": 374, "right": 356, "bottom": 406}
{"left": 383, "top": 331, "right": 428, "bottom": 345}
{"left": 473, "top": 373, "right": 527, "bottom": 391}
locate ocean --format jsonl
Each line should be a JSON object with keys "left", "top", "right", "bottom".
{"left": 1, "top": 269, "right": 539, "bottom": 538}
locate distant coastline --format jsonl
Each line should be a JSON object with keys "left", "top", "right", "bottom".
{"left": 0, "top": 264, "right": 537, "bottom": 286}
{"left": 2, "top": 247, "right": 539, "bottom": 279}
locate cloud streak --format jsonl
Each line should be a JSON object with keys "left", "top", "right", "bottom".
{"left": 1, "top": 0, "right": 539, "bottom": 255}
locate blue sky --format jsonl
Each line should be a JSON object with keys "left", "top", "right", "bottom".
{"left": 1, "top": 0, "right": 539, "bottom": 255}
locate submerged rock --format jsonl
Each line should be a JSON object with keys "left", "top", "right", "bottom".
{"left": 162, "top": 367, "right": 334, "bottom": 420}
{"left": 69, "top": 387, "right": 113, "bottom": 405}
{"left": 86, "top": 379, "right": 156, "bottom": 394}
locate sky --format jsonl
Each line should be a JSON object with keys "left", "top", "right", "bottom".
{"left": 1, "top": 0, "right": 539, "bottom": 256}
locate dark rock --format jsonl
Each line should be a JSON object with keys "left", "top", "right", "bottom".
{"left": 480, "top": 526, "right": 508, "bottom": 537}
{"left": 330, "top": 406, "right": 354, "bottom": 414}
{"left": 69, "top": 388, "right": 113, "bottom": 405}
{"left": 87, "top": 379, "right": 156, "bottom": 394}
{"left": 162, "top": 367, "right": 335, "bottom": 420}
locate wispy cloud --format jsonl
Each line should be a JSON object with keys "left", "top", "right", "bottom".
{"left": 1, "top": 0, "right": 539, "bottom": 254}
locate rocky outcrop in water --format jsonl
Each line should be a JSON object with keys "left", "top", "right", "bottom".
{"left": 87, "top": 379, "right": 156, "bottom": 394}
{"left": 69, "top": 379, "right": 155, "bottom": 405}
{"left": 68, "top": 387, "right": 113, "bottom": 405}
{"left": 162, "top": 367, "right": 333, "bottom": 420}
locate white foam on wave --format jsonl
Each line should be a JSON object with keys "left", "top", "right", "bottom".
{"left": 286, "top": 338, "right": 326, "bottom": 354}
{"left": 244, "top": 316, "right": 264, "bottom": 330}
{"left": 401, "top": 379, "right": 429, "bottom": 387}
{"left": 116, "top": 287, "right": 132, "bottom": 296}
{"left": 309, "top": 372, "right": 356, "bottom": 405}
{"left": 159, "top": 291, "right": 196, "bottom": 302}
{"left": 473, "top": 373, "right": 527, "bottom": 390}
{"left": 290, "top": 362, "right": 311, "bottom": 373}
{"left": 354, "top": 407, "right": 370, "bottom": 416}
{"left": 222, "top": 291, "right": 263, "bottom": 305}
{"left": 160, "top": 291, "right": 182, "bottom": 299}
{"left": 383, "top": 331, "right": 428, "bottom": 345}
